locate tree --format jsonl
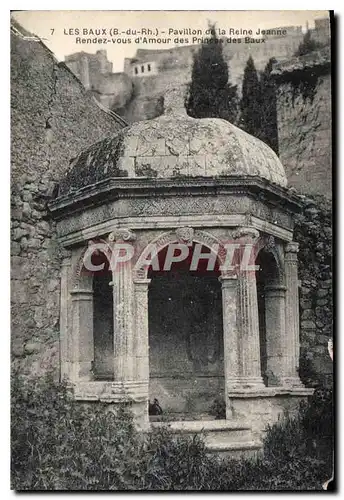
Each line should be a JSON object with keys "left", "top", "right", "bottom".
{"left": 259, "top": 58, "right": 278, "bottom": 154}
{"left": 239, "top": 56, "right": 262, "bottom": 137}
{"left": 294, "top": 29, "right": 322, "bottom": 57}
{"left": 186, "top": 25, "right": 238, "bottom": 123}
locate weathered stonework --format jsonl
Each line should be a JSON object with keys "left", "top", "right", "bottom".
{"left": 294, "top": 195, "right": 333, "bottom": 386}
{"left": 11, "top": 18, "right": 331, "bottom": 453}
{"left": 273, "top": 47, "right": 331, "bottom": 199}
{"left": 11, "top": 23, "right": 123, "bottom": 376}
{"left": 58, "top": 87, "right": 287, "bottom": 197}
{"left": 47, "top": 83, "right": 313, "bottom": 434}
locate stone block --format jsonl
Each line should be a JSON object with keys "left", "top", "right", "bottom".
{"left": 13, "top": 227, "right": 30, "bottom": 241}
{"left": 301, "top": 309, "right": 315, "bottom": 320}
{"left": 24, "top": 341, "right": 42, "bottom": 354}
{"left": 301, "top": 320, "right": 316, "bottom": 330}
{"left": 136, "top": 137, "right": 165, "bottom": 156}
{"left": 165, "top": 136, "right": 189, "bottom": 156}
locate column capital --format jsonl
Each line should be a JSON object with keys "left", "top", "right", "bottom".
{"left": 285, "top": 242, "right": 299, "bottom": 254}
{"left": 219, "top": 274, "right": 238, "bottom": 286}
{"left": 70, "top": 289, "right": 93, "bottom": 300}
{"left": 133, "top": 278, "right": 151, "bottom": 286}
{"left": 265, "top": 284, "right": 287, "bottom": 292}
{"left": 61, "top": 256, "right": 72, "bottom": 267}
{"left": 232, "top": 226, "right": 260, "bottom": 243}
{"left": 108, "top": 228, "right": 136, "bottom": 242}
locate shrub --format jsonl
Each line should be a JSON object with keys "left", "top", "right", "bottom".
{"left": 209, "top": 396, "right": 226, "bottom": 419}
{"left": 11, "top": 370, "right": 143, "bottom": 490}
{"left": 11, "top": 371, "right": 215, "bottom": 490}
{"left": 11, "top": 371, "right": 333, "bottom": 491}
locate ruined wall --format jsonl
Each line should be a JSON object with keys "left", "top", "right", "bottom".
{"left": 274, "top": 50, "right": 331, "bottom": 199}
{"left": 121, "top": 34, "right": 304, "bottom": 122}
{"left": 295, "top": 195, "right": 333, "bottom": 386}
{"left": 93, "top": 72, "right": 133, "bottom": 110}
{"left": 11, "top": 29, "right": 121, "bottom": 376}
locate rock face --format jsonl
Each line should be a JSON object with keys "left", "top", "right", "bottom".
{"left": 59, "top": 86, "right": 287, "bottom": 196}
{"left": 11, "top": 24, "right": 123, "bottom": 376}
{"left": 273, "top": 48, "right": 331, "bottom": 199}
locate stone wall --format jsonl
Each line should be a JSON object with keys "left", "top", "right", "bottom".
{"left": 11, "top": 27, "right": 121, "bottom": 376}
{"left": 294, "top": 195, "right": 332, "bottom": 386}
{"left": 273, "top": 48, "right": 331, "bottom": 199}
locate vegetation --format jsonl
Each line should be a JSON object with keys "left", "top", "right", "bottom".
{"left": 209, "top": 395, "right": 226, "bottom": 419}
{"left": 239, "top": 56, "right": 279, "bottom": 153}
{"left": 294, "top": 30, "right": 322, "bottom": 57}
{"left": 11, "top": 371, "right": 333, "bottom": 491}
{"left": 239, "top": 56, "right": 262, "bottom": 138}
{"left": 259, "top": 58, "right": 279, "bottom": 153}
{"left": 186, "top": 24, "right": 238, "bottom": 123}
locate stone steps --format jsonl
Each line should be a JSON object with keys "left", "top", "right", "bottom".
{"left": 150, "top": 419, "right": 263, "bottom": 459}
{"left": 149, "top": 413, "right": 217, "bottom": 422}
{"left": 206, "top": 440, "right": 263, "bottom": 460}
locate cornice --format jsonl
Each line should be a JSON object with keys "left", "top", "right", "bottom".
{"left": 48, "top": 176, "right": 303, "bottom": 220}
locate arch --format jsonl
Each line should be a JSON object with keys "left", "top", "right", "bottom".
{"left": 69, "top": 240, "right": 114, "bottom": 382}
{"left": 133, "top": 228, "right": 226, "bottom": 281}
{"left": 146, "top": 229, "right": 225, "bottom": 416}
{"left": 256, "top": 246, "right": 286, "bottom": 387}
{"left": 256, "top": 235, "right": 285, "bottom": 283}
{"left": 71, "top": 239, "right": 113, "bottom": 289}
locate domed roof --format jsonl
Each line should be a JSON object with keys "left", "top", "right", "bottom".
{"left": 59, "top": 87, "right": 287, "bottom": 196}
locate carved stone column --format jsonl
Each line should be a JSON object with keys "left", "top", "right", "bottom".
{"left": 235, "top": 228, "right": 265, "bottom": 389}
{"left": 220, "top": 276, "right": 241, "bottom": 397}
{"left": 264, "top": 284, "right": 287, "bottom": 385}
{"left": 283, "top": 242, "right": 304, "bottom": 386}
{"left": 70, "top": 288, "right": 93, "bottom": 382}
{"left": 133, "top": 279, "right": 151, "bottom": 383}
{"left": 109, "top": 229, "right": 136, "bottom": 383}
{"left": 60, "top": 255, "right": 72, "bottom": 381}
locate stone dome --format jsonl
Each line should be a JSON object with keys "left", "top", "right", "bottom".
{"left": 59, "top": 87, "right": 287, "bottom": 196}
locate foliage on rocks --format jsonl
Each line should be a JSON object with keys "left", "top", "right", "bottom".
{"left": 294, "top": 30, "right": 323, "bottom": 57}
{"left": 12, "top": 372, "right": 333, "bottom": 491}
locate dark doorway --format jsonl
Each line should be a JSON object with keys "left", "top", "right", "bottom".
{"left": 93, "top": 270, "right": 114, "bottom": 380}
{"left": 148, "top": 243, "right": 224, "bottom": 418}
{"left": 256, "top": 249, "right": 280, "bottom": 386}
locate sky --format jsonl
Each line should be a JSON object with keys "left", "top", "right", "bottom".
{"left": 12, "top": 10, "right": 329, "bottom": 72}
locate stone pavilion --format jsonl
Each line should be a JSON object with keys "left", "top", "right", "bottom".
{"left": 49, "top": 87, "right": 313, "bottom": 454}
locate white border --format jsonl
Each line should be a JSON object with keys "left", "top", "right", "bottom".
{"left": 3, "top": 2, "right": 340, "bottom": 498}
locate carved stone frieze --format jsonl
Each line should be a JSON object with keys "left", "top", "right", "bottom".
{"left": 56, "top": 194, "right": 293, "bottom": 240}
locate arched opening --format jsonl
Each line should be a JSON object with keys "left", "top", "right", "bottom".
{"left": 256, "top": 249, "right": 283, "bottom": 386}
{"left": 77, "top": 250, "right": 114, "bottom": 381}
{"left": 93, "top": 269, "right": 114, "bottom": 380}
{"left": 148, "top": 242, "right": 224, "bottom": 419}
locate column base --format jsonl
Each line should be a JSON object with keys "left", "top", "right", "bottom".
{"left": 226, "top": 376, "right": 266, "bottom": 391}
{"left": 279, "top": 376, "right": 305, "bottom": 388}
{"left": 74, "top": 380, "right": 149, "bottom": 403}
{"left": 79, "top": 361, "right": 93, "bottom": 380}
